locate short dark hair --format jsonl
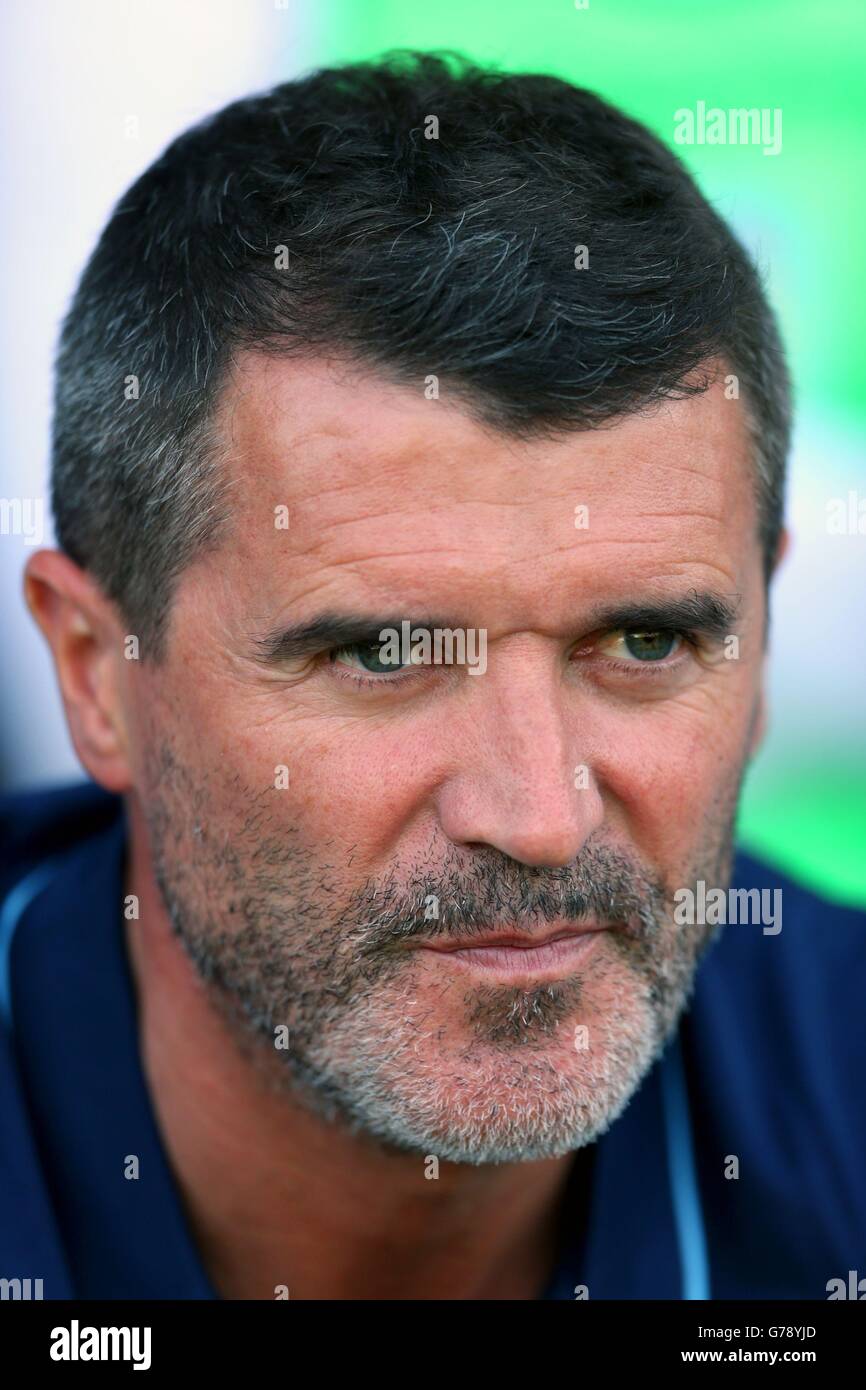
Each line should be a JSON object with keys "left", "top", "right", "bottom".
{"left": 52, "top": 51, "right": 791, "bottom": 658}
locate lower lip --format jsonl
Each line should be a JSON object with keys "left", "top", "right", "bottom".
{"left": 418, "top": 931, "right": 606, "bottom": 978}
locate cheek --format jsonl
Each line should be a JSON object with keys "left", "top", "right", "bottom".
{"left": 590, "top": 693, "right": 755, "bottom": 868}
{"left": 135, "top": 653, "right": 422, "bottom": 865}
{"left": 222, "top": 708, "right": 436, "bottom": 865}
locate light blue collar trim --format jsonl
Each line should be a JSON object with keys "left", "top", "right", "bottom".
{"left": 661, "top": 1028, "right": 711, "bottom": 1299}
{"left": 0, "top": 857, "right": 65, "bottom": 1031}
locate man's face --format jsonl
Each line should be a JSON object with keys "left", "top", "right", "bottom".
{"left": 124, "top": 353, "right": 766, "bottom": 1164}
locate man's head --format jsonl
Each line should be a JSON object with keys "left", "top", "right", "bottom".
{"left": 27, "top": 53, "right": 791, "bottom": 1165}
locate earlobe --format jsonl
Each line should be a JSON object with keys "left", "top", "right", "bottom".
{"left": 748, "top": 691, "right": 767, "bottom": 760}
{"left": 772, "top": 525, "right": 791, "bottom": 575}
{"left": 749, "top": 526, "right": 789, "bottom": 753}
{"left": 24, "top": 549, "right": 133, "bottom": 792}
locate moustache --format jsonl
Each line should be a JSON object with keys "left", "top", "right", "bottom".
{"left": 345, "top": 848, "right": 669, "bottom": 955}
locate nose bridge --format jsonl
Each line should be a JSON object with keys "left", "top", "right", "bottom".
{"left": 435, "top": 656, "right": 603, "bottom": 868}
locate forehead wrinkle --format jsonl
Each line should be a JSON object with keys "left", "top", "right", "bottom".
{"left": 219, "top": 362, "right": 758, "bottom": 605}
{"left": 257, "top": 541, "right": 748, "bottom": 642}
{"left": 225, "top": 403, "right": 750, "bottom": 548}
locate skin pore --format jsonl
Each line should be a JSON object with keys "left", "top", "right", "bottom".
{"left": 25, "top": 352, "right": 785, "bottom": 1299}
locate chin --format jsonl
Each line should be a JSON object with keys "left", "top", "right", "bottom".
{"left": 322, "top": 1027, "right": 660, "bottom": 1166}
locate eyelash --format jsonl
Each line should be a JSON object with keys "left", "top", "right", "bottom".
{"left": 326, "top": 630, "right": 702, "bottom": 691}
{"left": 327, "top": 658, "right": 430, "bottom": 692}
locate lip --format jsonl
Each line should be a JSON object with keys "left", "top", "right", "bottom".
{"left": 414, "top": 923, "right": 609, "bottom": 978}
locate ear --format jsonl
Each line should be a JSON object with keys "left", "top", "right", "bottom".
{"left": 748, "top": 684, "right": 768, "bottom": 761}
{"left": 771, "top": 525, "right": 791, "bottom": 574}
{"left": 747, "top": 525, "right": 791, "bottom": 760}
{"left": 24, "top": 549, "right": 133, "bottom": 792}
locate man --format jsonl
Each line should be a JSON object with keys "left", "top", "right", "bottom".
{"left": 2, "top": 53, "right": 863, "bottom": 1301}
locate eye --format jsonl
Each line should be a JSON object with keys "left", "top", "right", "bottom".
{"left": 602, "top": 630, "right": 684, "bottom": 663}
{"left": 330, "top": 641, "right": 414, "bottom": 677}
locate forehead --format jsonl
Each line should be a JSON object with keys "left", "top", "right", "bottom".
{"left": 215, "top": 352, "right": 758, "bottom": 629}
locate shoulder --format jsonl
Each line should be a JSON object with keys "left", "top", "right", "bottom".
{"left": 0, "top": 781, "right": 123, "bottom": 899}
{"left": 0, "top": 780, "right": 125, "bottom": 1032}
{"left": 689, "top": 845, "right": 865, "bottom": 1131}
{"left": 693, "top": 847, "right": 865, "bottom": 1034}
{"left": 707, "top": 847, "right": 866, "bottom": 993}
{"left": 0, "top": 1019, "right": 71, "bottom": 1288}
{"left": 0, "top": 781, "right": 122, "bottom": 1291}
{"left": 686, "top": 850, "right": 866, "bottom": 1292}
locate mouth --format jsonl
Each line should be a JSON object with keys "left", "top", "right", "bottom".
{"left": 412, "top": 923, "right": 610, "bottom": 979}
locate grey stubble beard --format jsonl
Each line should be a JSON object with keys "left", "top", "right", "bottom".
{"left": 140, "top": 736, "right": 743, "bottom": 1165}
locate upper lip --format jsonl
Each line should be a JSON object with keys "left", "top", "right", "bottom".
{"left": 415, "top": 923, "right": 609, "bottom": 952}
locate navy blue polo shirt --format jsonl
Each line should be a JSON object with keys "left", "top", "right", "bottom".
{"left": 1, "top": 781, "right": 864, "bottom": 1299}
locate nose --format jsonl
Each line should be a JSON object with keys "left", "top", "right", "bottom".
{"left": 433, "top": 666, "right": 604, "bottom": 868}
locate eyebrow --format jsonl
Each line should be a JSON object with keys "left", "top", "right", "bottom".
{"left": 254, "top": 615, "right": 460, "bottom": 665}
{"left": 582, "top": 590, "right": 742, "bottom": 640}
{"left": 253, "top": 591, "right": 741, "bottom": 666}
